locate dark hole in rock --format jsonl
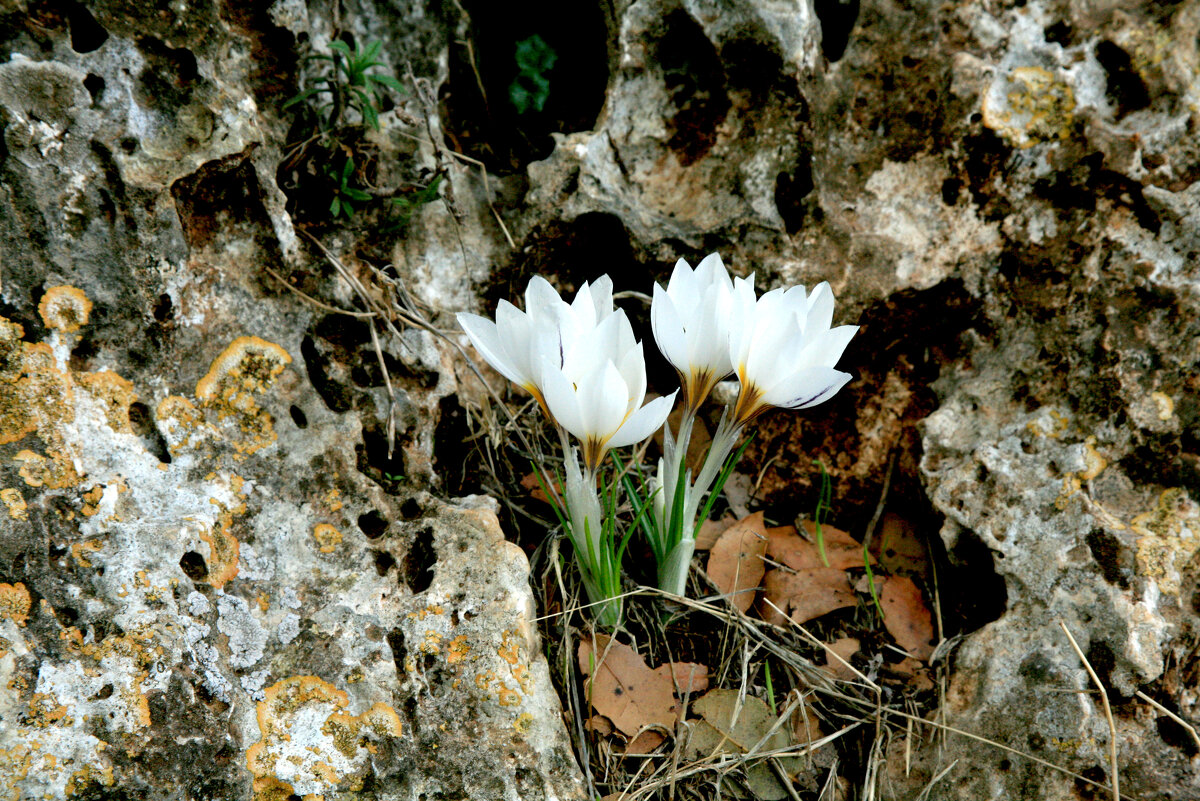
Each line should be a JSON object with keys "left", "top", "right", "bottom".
{"left": 301, "top": 334, "right": 354, "bottom": 413}
{"left": 136, "top": 36, "right": 200, "bottom": 110}
{"left": 432, "top": 395, "right": 481, "bottom": 496}
{"left": 1084, "top": 639, "right": 1117, "bottom": 696}
{"left": 1157, "top": 708, "right": 1200, "bottom": 756}
{"left": 387, "top": 629, "right": 408, "bottom": 673}
{"left": 814, "top": 0, "right": 859, "bottom": 62}
{"left": 1085, "top": 528, "right": 1129, "bottom": 589}
{"left": 659, "top": 9, "right": 731, "bottom": 166}
{"left": 128, "top": 400, "right": 172, "bottom": 464}
{"left": 400, "top": 498, "right": 423, "bottom": 521}
{"left": 1074, "top": 765, "right": 1108, "bottom": 801}
{"left": 289, "top": 404, "right": 307, "bottom": 429}
{"left": 95, "top": 683, "right": 113, "bottom": 700}
{"left": 152, "top": 292, "right": 173, "bottom": 322}
{"left": 403, "top": 525, "right": 437, "bottom": 594}
{"left": 775, "top": 152, "right": 815, "bottom": 234}
{"left": 171, "top": 153, "right": 285, "bottom": 259}
{"left": 961, "top": 128, "right": 1013, "bottom": 219}
{"left": 359, "top": 424, "right": 406, "bottom": 490}
{"left": 998, "top": 758, "right": 1012, "bottom": 771}
{"left": 64, "top": 0, "right": 107, "bottom": 52}
{"left": 67, "top": 334, "right": 99, "bottom": 372}
{"left": 1095, "top": 40, "right": 1150, "bottom": 119}
{"left": 54, "top": 605, "right": 78, "bottom": 626}
{"left": 179, "top": 551, "right": 208, "bottom": 582}
{"left": 373, "top": 550, "right": 396, "bottom": 576}
{"left": 359, "top": 510, "right": 388, "bottom": 540}
{"left": 83, "top": 73, "right": 105, "bottom": 104}
{"left": 444, "top": 0, "right": 609, "bottom": 171}
{"left": 214, "top": 0, "right": 297, "bottom": 108}
{"left": 1044, "top": 20, "right": 1072, "bottom": 46}
{"left": 941, "top": 177, "right": 961, "bottom": 205}
{"left": 119, "top": 137, "right": 138, "bottom": 154}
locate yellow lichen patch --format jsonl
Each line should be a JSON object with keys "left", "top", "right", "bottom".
{"left": 195, "top": 336, "right": 292, "bottom": 456}
{"left": 71, "top": 540, "right": 102, "bottom": 568}
{"left": 199, "top": 515, "right": 240, "bottom": 590}
{"left": 76, "top": 370, "right": 137, "bottom": 434}
{"left": 497, "top": 629, "right": 521, "bottom": 666}
{"left": 1133, "top": 488, "right": 1200, "bottom": 596}
{"left": 1080, "top": 438, "right": 1107, "bottom": 481}
{"left": 27, "top": 693, "right": 71, "bottom": 727}
{"left": 248, "top": 677, "right": 397, "bottom": 800}
{"left": 81, "top": 485, "right": 104, "bottom": 516}
{"left": 0, "top": 745, "right": 32, "bottom": 801}
{"left": 37, "top": 286, "right": 92, "bottom": 333}
{"left": 312, "top": 524, "right": 342, "bottom": 554}
{"left": 0, "top": 583, "right": 31, "bottom": 627}
{"left": 323, "top": 489, "right": 343, "bottom": 513}
{"left": 446, "top": 635, "right": 470, "bottom": 665}
{"left": 0, "top": 489, "right": 26, "bottom": 521}
{"left": 982, "top": 66, "right": 1076, "bottom": 148}
{"left": 156, "top": 395, "right": 214, "bottom": 454}
{"left": 64, "top": 763, "right": 114, "bottom": 797}
{"left": 513, "top": 712, "right": 533, "bottom": 734}
{"left": 14, "top": 449, "right": 80, "bottom": 489}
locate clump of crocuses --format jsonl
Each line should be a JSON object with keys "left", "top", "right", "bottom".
{"left": 458, "top": 255, "right": 856, "bottom": 627}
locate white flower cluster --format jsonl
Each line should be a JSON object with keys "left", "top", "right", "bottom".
{"left": 457, "top": 254, "right": 857, "bottom": 624}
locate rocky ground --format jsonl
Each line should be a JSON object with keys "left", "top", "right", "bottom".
{"left": 0, "top": 0, "right": 1197, "bottom": 799}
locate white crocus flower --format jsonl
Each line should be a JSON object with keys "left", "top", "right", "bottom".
{"left": 543, "top": 310, "right": 677, "bottom": 473}
{"left": 728, "top": 279, "right": 857, "bottom": 426}
{"left": 651, "top": 253, "right": 736, "bottom": 412}
{"left": 456, "top": 275, "right": 616, "bottom": 418}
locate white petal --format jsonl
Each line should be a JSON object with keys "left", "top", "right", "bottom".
{"left": 525, "top": 276, "right": 565, "bottom": 320}
{"left": 589, "top": 275, "right": 614, "bottom": 318}
{"left": 458, "top": 312, "right": 526, "bottom": 386}
{"left": 666, "top": 258, "right": 701, "bottom": 313}
{"left": 543, "top": 366, "right": 584, "bottom": 437}
{"left": 608, "top": 392, "right": 678, "bottom": 448}
{"left": 762, "top": 367, "right": 852, "bottom": 410}
{"left": 495, "top": 300, "right": 534, "bottom": 375}
{"left": 617, "top": 342, "right": 647, "bottom": 412}
{"left": 651, "top": 284, "right": 688, "bottom": 371}
{"left": 571, "top": 281, "right": 597, "bottom": 330}
{"left": 806, "top": 282, "right": 835, "bottom": 334}
{"left": 695, "top": 252, "right": 732, "bottom": 292}
{"left": 801, "top": 324, "right": 858, "bottom": 369}
{"left": 580, "top": 361, "right": 630, "bottom": 437}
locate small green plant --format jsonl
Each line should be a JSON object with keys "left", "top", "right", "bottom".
{"left": 285, "top": 39, "right": 404, "bottom": 132}
{"left": 326, "top": 157, "right": 372, "bottom": 219}
{"left": 508, "top": 34, "right": 556, "bottom": 114}
{"left": 282, "top": 37, "right": 406, "bottom": 222}
{"left": 386, "top": 174, "right": 444, "bottom": 231}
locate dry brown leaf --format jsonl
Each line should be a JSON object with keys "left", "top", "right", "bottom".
{"left": 880, "top": 576, "right": 935, "bottom": 660}
{"left": 887, "top": 657, "right": 935, "bottom": 691}
{"left": 519, "top": 471, "right": 562, "bottom": 504}
{"left": 766, "top": 520, "right": 873, "bottom": 571}
{"left": 708, "top": 512, "right": 768, "bottom": 613}
{"left": 625, "top": 730, "right": 666, "bottom": 754}
{"left": 585, "top": 715, "right": 614, "bottom": 736}
{"left": 689, "top": 688, "right": 801, "bottom": 800}
{"left": 695, "top": 516, "right": 737, "bottom": 550}
{"left": 760, "top": 568, "right": 857, "bottom": 626}
{"left": 823, "top": 637, "right": 860, "bottom": 681}
{"left": 578, "top": 635, "right": 709, "bottom": 738}
{"left": 872, "top": 513, "right": 929, "bottom": 579}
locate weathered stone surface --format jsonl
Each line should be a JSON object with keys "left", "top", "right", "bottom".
{"left": 3, "top": 0, "right": 1200, "bottom": 798}
{"left": 0, "top": 1, "right": 582, "bottom": 798}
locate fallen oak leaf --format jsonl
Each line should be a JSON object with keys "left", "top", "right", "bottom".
{"left": 879, "top": 576, "right": 935, "bottom": 660}
{"left": 823, "top": 637, "right": 860, "bottom": 681}
{"left": 695, "top": 515, "right": 737, "bottom": 550}
{"left": 766, "top": 520, "right": 873, "bottom": 571}
{"left": 708, "top": 512, "right": 768, "bottom": 613}
{"left": 759, "top": 567, "right": 856, "bottom": 626}
{"left": 687, "top": 688, "right": 802, "bottom": 800}
{"left": 872, "top": 512, "right": 929, "bottom": 579}
{"left": 578, "top": 635, "right": 708, "bottom": 738}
